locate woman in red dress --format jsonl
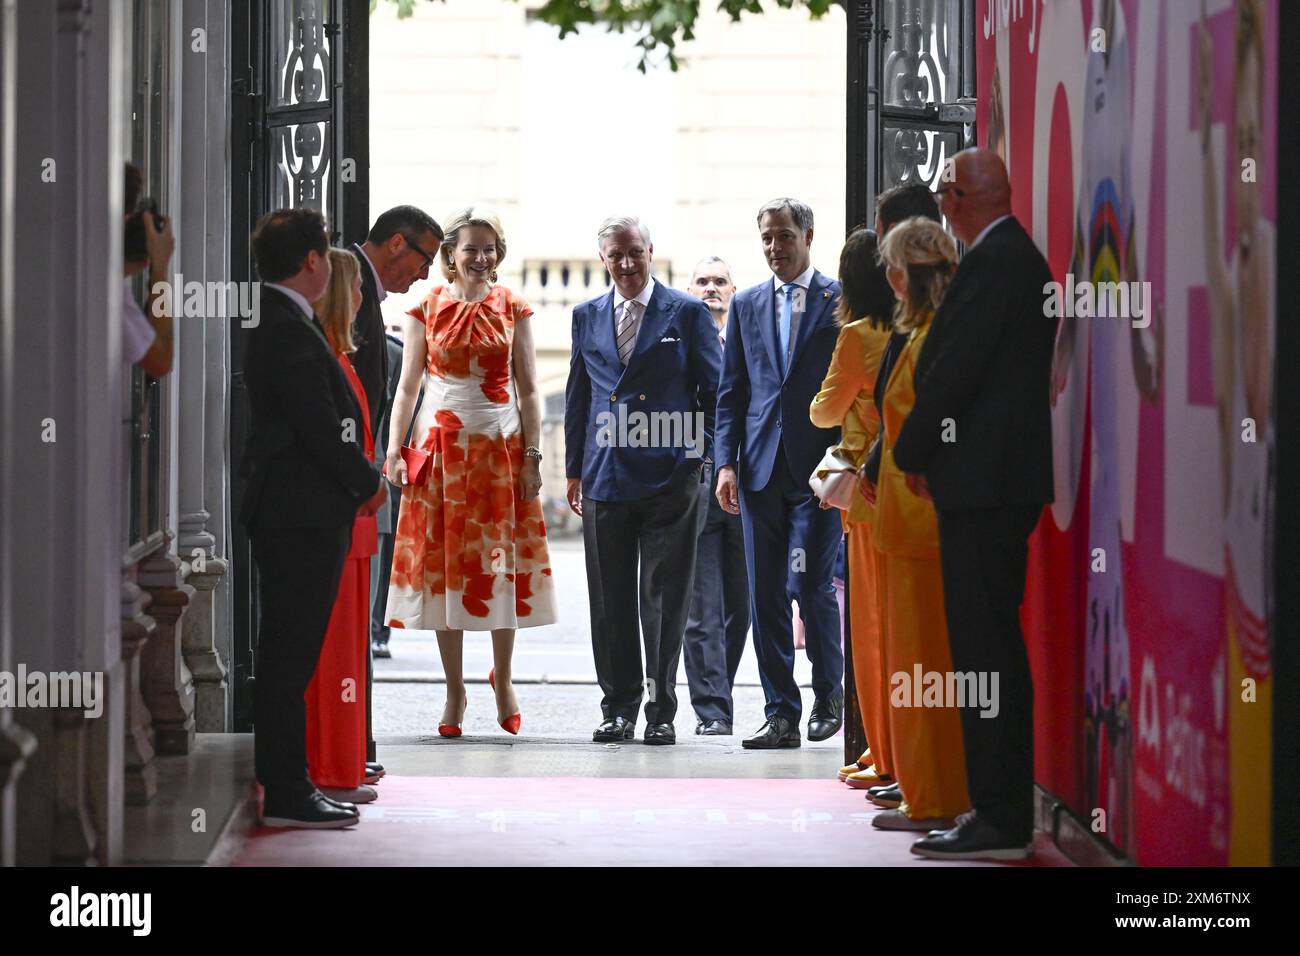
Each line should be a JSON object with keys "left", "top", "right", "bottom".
{"left": 304, "top": 249, "right": 377, "bottom": 802}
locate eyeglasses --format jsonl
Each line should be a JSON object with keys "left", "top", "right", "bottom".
{"left": 935, "top": 185, "right": 966, "bottom": 198}
{"left": 401, "top": 233, "right": 438, "bottom": 270}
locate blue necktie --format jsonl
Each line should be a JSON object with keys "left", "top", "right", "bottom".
{"left": 778, "top": 282, "right": 797, "bottom": 371}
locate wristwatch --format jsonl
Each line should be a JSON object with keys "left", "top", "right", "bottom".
{"left": 524, "top": 446, "right": 543, "bottom": 462}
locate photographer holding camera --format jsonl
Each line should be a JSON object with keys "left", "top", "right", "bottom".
{"left": 123, "top": 162, "right": 174, "bottom": 377}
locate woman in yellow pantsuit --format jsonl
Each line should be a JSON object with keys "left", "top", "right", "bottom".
{"left": 810, "top": 229, "right": 895, "bottom": 790}
{"left": 868, "top": 217, "right": 970, "bottom": 830}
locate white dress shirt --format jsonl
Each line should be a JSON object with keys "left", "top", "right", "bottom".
{"left": 354, "top": 244, "right": 387, "bottom": 302}
{"left": 769, "top": 261, "right": 811, "bottom": 325}
{"left": 772, "top": 262, "right": 816, "bottom": 304}
{"left": 968, "top": 214, "right": 1012, "bottom": 250}
{"left": 264, "top": 281, "right": 316, "bottom": 322}
{"left": 614, "top": 275, "right": 656, "bottom": 317}
{"left": 773, "top": 263, "right": 816, "bottom": 365}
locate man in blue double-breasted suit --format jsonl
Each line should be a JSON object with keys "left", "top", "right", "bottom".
{"left": 565, "top": 215, "right": 722, "bottom": 746}
{"left": 714, "top": 198, "right": 845, "bottom": 749}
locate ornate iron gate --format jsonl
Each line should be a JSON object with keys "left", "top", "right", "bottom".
{"left": 229, "top": 0, "right": 370, "bottom": 730}
{"left": 846, "top": 0, "right": 975, "bottom": 230}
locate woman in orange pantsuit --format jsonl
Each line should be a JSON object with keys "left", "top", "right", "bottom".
{"left": 305, "top": 249, "right": 377, "bottom": 802}
{"left": 809, "top": 228, "right": 895, "bottom": 791}
{"left": 869, "top": 217, "right": 970, "bottom": 830}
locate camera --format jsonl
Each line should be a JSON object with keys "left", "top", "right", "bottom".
{"left": 124, "top": 197, "right": 165, "bottom": 263}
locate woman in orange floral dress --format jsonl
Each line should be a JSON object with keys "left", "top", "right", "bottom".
{"left": 384, "top": 207, "right": 556, "bottom": 736}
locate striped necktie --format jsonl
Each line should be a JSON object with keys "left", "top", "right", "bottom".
{"left": 616, "top": 298, "right": 642, "bottom": 365}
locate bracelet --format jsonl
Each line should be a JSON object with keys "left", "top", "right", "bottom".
{"left": 524, "top": 446, "right": 543, "bottom": 461}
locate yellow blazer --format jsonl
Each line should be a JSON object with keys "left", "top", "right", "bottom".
{"left": 872, "top": 315, "right": 940, "bottom": 557}
{"left": 809, "top": 318, "right": 891, "bottom": 527}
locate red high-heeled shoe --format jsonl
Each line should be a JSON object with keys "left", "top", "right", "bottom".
{"left": 488, "top": 668, "right": 521, "bottom": 736}
{"left": 438, "top": 694, "right": 465, "bottom": 738}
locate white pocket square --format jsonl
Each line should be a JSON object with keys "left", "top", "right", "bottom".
{"left": 660, "top": 335, "right": 680, "bottom": 342}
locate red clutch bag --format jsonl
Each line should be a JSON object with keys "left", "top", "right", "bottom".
{"left": 393, "top": 426, "right": 439, "bottom": 486}
{"left": 400, "top": 445, "right": 431, "bottom": 486}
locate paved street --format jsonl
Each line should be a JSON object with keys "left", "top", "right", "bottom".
{"left": 374, "top": 536, "right": 819, "bottom": 739}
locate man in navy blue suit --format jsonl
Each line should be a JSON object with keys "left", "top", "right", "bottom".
{"left": 565, "top": 215, "right": 722, "bottom": 746}
{"left": 714, "top": 198, "right": 845, "bottom": 749}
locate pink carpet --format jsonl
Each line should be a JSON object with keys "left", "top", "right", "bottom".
{"left": 233, "top": 776, "right": 1072, "bottom": 867}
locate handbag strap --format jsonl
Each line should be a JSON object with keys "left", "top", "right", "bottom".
{"left": 402, "top": 381, "right": 425, "bottom": 448}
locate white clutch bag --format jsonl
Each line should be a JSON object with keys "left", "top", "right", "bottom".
{"left": 809, "top": 446, "right": 860, "bottom": 511}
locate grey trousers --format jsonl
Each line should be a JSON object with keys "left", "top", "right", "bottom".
{"left": 683, "top": 465, "right": 750, "bottom": 724}
{"left": 581, "top": 469, "right": 702, "bottom": 726}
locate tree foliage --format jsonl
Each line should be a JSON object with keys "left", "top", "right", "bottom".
{"left": 370, "top": 0, "right": 837, "bottom": 72}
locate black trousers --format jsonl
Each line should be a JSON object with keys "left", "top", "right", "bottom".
{"left": 936, "top": 504, "right": 1042, "bottom": 842}
{"left": 683, "top": 463, "right": 750, "bottom": 723}
{"left": 582, "top": 469, "right": 702, "bottom": 726}
{"left": 366, "top": 483, "right": 401, "bottom": 764}
{"left": 369, "top": 481, "right": 401, "bottom": 646}
{"left": 251, "top": 523, "right": 352, "bottom": 799}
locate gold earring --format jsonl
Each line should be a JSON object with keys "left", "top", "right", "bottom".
{"left": 490, "top": 269, "right": 498, "bottom": 283}
{"left": 446, "top": 259, "right": 456, "bottom": 278}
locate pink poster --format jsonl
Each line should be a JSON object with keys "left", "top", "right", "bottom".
{"left": 978, "top": 0, "right": 1276, "bottom": 865}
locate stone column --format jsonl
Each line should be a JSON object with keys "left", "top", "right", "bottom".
{"left": 0, "top": 0, "right": 37, "bottom": 869}
{"left": 138, "top": 540, "right": 197, "bottom": 755}
{"left": 9, "top": 0, "right": 68, "bottom": 865}
{"left": 203, "top": 0, "right": 234, "bottom": 731}
{"left": 10, "top": 0, "right": 128, "bottom": 865}
{"left": 176, "top": 0, "right": 231, "bottom": 732}
{"left": 78, "top": 0, "right": 128, "bottom": 869}
{"left": 176, "top": 0, "right": 211, "bottom": 567}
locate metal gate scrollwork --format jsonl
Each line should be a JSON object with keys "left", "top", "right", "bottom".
{"left": 846, "top": 0, "right": 976, "bottom": 230}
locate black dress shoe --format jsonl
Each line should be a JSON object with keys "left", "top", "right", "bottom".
{"left": 866, "top": 783, "right": 903, "bottom": 809}
{"left": 644, "top": 722, "right": 676, "bottom": 745}
{"left": 371, "top": 640, "right": 392, "bottom": 660}
{"left": 263, "top": 790, "right": 359, "bottom": 829}
{"left": 910, "top": 811, "right": 1033, "bottom": 861}
{"left": 807, "top": 688, "right": 844, "bottom": 742}
{"left": 316, "top": 791, "right": 359, "bottom": 812}
{"left": 697, "top": 719, "right": 732, "bottom": 736}
{"left": 592, "top": 716, "right": 636, "bottom": 742}
{"left": 366, "top": 761, "right": 385, "bottom": 776}
{"left": 741, "top": 715, "right": 800, "bottom": 749}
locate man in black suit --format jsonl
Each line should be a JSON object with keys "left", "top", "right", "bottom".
{"left": 348, "top": 206, "right": 441, "bottom": 780}
{"left": 348, "top": 205, "right": 443, "bottom": 438}
{"left": 893, "top": 150, "right": 1055, "bottom": 861}
{"left": 240, "top": 208, "right": 389, "bottom": 829}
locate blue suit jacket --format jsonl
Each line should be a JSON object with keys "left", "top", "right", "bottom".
{"left": 565, "top": 280, "right": 721, "bottom": 502}
{"left": 714, "top": 270, "right": 842, "bottom": 491}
